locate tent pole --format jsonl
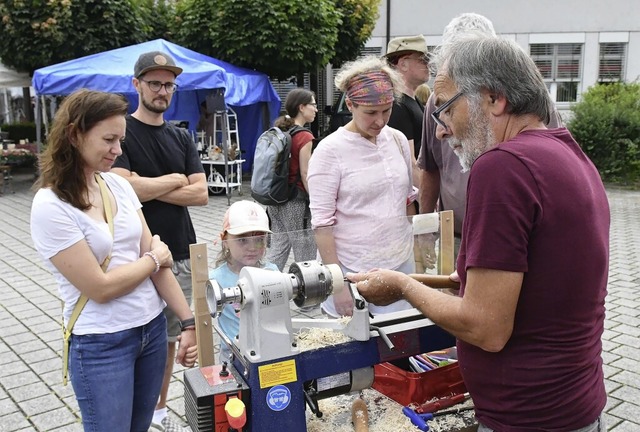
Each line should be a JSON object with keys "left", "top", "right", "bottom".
{"left": 261, "top": 102, "right": 270, "bottom": 131}
{"left": 3, "top": 89, "right": 10, "bottom": 124}
{"left": 35, "top": 96, "right": 41, "bottom": 154}
{"left": 41, "top": 96, "right": 49, "bottom": 138}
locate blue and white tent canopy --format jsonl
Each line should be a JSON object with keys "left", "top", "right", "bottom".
{"left": 33, "top": 39, "right": 280, "bottom": 170}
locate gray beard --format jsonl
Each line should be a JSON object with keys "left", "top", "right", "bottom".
{"left": 450, "top": 105, "right": 495, "bottom": 172}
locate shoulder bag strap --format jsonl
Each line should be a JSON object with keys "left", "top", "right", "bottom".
{"left": 390, "top": 129, "right": 415, "bottom": 201}
{"left": 62, "top": 173, "right": 114, "bottom": 385}
{"left": 390, "top": 128, "right": 404, "bottom": 156}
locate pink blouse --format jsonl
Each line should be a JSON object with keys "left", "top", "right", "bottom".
{"left": 308, "top": 126, "right": 416, "bottom": 271}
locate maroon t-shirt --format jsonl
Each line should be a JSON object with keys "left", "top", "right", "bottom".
{"left": 457, "top": 129, "right": 609, "bottom": 431}
{"left": 289, "top": 129, "right": 314, "bottom": 192}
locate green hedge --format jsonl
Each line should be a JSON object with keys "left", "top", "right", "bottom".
{"left": 568, "top": 82, "right": 640, "bottom": 185}
{"left": 2, "top": 122, "right": 37, "bottom": 143}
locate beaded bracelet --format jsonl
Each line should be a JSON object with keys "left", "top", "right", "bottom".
{"left": 144, "top": 251, "right": 160, "bottom": 274}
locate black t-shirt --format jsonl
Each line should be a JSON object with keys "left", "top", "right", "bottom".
{"left": 388, "top": 93, "right": 425, "bottom": 158}
{"left": 113, "top": 115, "right": 204, "bottom": 260}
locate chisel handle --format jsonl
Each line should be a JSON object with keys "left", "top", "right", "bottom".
{"left": 409, "top": 274, "right": 460, "bottom": 289}
{"left": 352, "top": 397, "right": 369, "bottom": 432}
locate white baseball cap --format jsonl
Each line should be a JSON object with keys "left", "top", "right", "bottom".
{"left": 222, "top": 201, "right": 271, "bottom": 236}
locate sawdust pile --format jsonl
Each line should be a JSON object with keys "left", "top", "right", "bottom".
{"left": 296, "top": 317, "right": 354, "bottom": 351}
{"left": 306, "top": 388, "right": 476, "bottom": 432}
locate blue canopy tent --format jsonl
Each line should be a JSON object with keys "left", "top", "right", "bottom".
{"left": 32, "top": 39, "right": 281, "bottom": 170}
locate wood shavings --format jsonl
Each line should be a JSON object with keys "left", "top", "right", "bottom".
{"left": 296, "top": 326, "right": 353, "bottom": 351}
{"left": 306, "top": 388, "right": 476, "bottom": 432}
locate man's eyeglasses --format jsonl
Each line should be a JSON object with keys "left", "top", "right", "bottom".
{"left": 431, "top": 91, "right": 464, "bottom": 130}
{"left": 140, "top": 79, "right": 179, "bottom": 94}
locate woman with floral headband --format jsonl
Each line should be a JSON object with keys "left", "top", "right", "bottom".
{"left": 307, "top": 56, "right": 417, "bottom": 318}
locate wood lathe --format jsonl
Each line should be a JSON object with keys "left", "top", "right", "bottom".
{"left": 183, "top": 258, "right": 460, "bottom": 431}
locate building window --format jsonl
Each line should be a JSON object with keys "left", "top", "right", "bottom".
{"left": 530, "top": 43, "right": 582, "bottom": 103}
{"left": 599, "top": 42, "right": 626, "bottom": 82}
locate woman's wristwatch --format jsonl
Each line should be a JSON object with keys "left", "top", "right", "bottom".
{"left": 180, "top": 317, "right": 196, "bottom": 331}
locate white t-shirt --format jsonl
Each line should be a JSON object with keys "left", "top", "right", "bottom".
{"left": 30, "top": 172, "right": 165, "bottom": 335}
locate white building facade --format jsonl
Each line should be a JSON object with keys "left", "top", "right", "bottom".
{"left": 328, "top": 0, "right": 640, "bottom": 120}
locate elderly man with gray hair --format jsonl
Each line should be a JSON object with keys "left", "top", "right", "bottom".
{"left": 349, "top": 35, "right": 609, "bottom": 432}
{"left": 417, "top": 13, "right": 562, "bottom": 262}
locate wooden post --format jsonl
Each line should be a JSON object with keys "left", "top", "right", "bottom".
{"left": 190, "top": 242, "right": 215, "bottom": 367}
{"left": 439, "top": 210, "right": 455, "bottom": 275}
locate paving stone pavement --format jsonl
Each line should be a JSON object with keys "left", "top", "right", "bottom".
{"left": 0, "top": 171, "right": 638, "bottom": 431}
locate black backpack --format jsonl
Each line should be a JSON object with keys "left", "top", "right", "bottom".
{"left": 251, "top": 125, "right": 305, "bottom": 205}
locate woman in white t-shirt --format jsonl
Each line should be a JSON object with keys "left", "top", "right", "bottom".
{"left": 30, "top": 89, "right": 197, "bottom": 432}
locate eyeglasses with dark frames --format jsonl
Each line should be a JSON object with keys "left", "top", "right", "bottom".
{"left": 139, "top": 79, "right": 179, "bottom": 94}
{"left": 431, "top": 91, "right": 464, "bottom": 130}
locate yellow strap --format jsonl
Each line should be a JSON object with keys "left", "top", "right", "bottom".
{"left": 95, "top": 173, "right": 115, "bottom": 237}
{"left": 62, "top": 173, "right": 114, "bottom": 386}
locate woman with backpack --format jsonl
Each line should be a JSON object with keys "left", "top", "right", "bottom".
{"left": 266, "top": 88, "right": 318, "bottom": 270}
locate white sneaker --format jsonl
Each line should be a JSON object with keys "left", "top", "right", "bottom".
{"left": 161, "top": 416, "right": 190, "bottom": 432}
{"left": 148, "top": 416, "right": 190, "bottom": 432}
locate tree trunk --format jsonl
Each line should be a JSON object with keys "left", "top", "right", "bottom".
{"left": 22, "top": 87, "right": 33, "bottom": 122}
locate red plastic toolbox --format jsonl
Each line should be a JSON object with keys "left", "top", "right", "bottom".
{"left": 372, "top": 361, "right": 466, "bottom": 407}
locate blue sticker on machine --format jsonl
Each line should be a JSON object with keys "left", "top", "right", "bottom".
{"left": 266, "top": 385, "right": 291, "bottom": 411}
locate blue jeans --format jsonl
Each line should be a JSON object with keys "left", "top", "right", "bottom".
{"left": 69, "top": 313, "right": 168, "bottom": 432}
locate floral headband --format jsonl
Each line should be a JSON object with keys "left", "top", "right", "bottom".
{"left": 346, "top": 71, "right": 395, "bottom": 106}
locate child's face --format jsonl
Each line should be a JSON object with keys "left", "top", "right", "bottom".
{"left": 224, "top": 231, "right": 268, "bottom": 267}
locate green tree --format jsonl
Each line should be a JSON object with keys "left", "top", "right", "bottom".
{"left": 0, "top": 0, "right": 72, "bottom": 73}
{"left": 134, "top": 0, "right": 176, "bottom": 41}
{"left": 172, "top": 0, "right": 342, "bottom": 80}
{"left": 331, "top": 0, "right": 380, "bottom": 68}
{"left": 568, "top": 81, "right": 640, "bottom": 185}
{"left": 0, "top": 0, "right": 147, "bottom": 74}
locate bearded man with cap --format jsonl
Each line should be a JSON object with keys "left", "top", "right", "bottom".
{"left": 385, "top": 34, "right": 431, "bottom": 192}
{"left": 307, "top": 56, "right": 416, "bottom": 318}
{"left": 112, "top": 51, "right": 208, "bottom": 432}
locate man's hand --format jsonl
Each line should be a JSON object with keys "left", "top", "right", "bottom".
{"left": 169, "top": 173, "right": 190, "bottom": 188}
{"left": 346, "top": 269, "right": 407, "bottom": 306}
{"left": 176, "top": 329, "right": 198, "bottom": 367}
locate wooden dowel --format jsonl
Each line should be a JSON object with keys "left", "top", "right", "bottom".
{"left": 409, "top": 274, "right": 460, "bottom": 289}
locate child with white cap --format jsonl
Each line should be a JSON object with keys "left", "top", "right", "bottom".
{"left": 209, "top": 200, "right": 278, "bottom": 363}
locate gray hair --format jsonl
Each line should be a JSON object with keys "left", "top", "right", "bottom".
{"left": 444, "top": 36, "right": 552, "bottom": 123}
{"left": 334, "top": 56, "right": 403, "bottom": 102}
{"left": 431, "top": 13, "right": 496, "bottom": 72}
